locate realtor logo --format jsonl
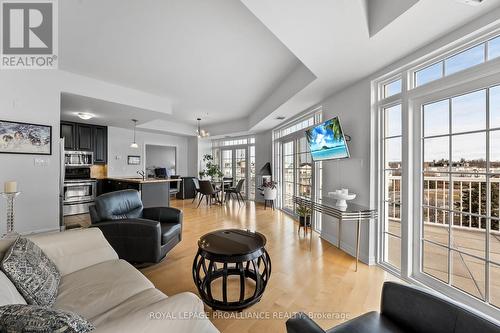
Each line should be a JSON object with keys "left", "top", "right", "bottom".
{"left": 1, "top": 0, "right": 57, "bottom": 69}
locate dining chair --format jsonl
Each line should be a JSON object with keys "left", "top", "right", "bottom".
{"left": 225, "top": 179, "right": 245, "bottom": 204}
{"left": 169, "top": 175, "right": 180, "bottom": 196}
{"left": 192, "top": 178, "right": 201, "bottom": 203}
{"left": 223, "top": 177, "right": 233, "bottom": 191}
{"left": 197, "top": 180, "right": 221, "bottom": 207}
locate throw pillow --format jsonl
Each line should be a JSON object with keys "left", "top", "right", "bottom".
{"left": 0, "top": 304, "right": 95, "bottom": 333}
{"left": 1, "top": 237, "right": 60, "bottom": 307}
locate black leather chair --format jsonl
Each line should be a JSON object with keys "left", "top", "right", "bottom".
{"left": 286, "top": 282, "right": 500, "bottom": 333}
{"left": 89, "top": 189, "right": 182, "bottom": 264}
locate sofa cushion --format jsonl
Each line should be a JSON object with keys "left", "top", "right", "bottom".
{"left": 90, "top": 288, "right": 167, "bottom": 326}
{"left": 1, "top": 237, "right": 60, "bottom": 307}
{"left": 0, "top": 271, "right": 26, "bottom": 306}
{"left": 29, "top": 228, "right": 118, "bottom": 276}
{"left": 54, "top": 259, "right": 153, "bottom": 319}
{"left": 328, "top": 312, "right": 405, "bottom": 333}
{"left": 0, "top": 304, "right": 94, "bottom": 333}
{"left": 93, "top": 292, "right": 219, "bottom": 333}
{"left": 161, "top": 223, "right": 181, "bottom": 245}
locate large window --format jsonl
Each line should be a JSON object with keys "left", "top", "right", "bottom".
{"left": 273, "top": 109, "right": 323, "bottom": 231}
{"left": 374, "top": 26, "right": 500, "bottom": 317}
{"left": 414, "top": 35, "right": 500, "bottom": 88}
{"left": 282, "top": 141, "right": 295, "bottom": 211}
{"left": 381, "top": 104, "right": 403, "bottom": 271}
{"left": 420, "top": 86, "right": 500, "bottom": 306}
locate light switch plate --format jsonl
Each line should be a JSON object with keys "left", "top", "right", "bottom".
{"left": 33, "top": 157, "right": 50, "bottom": 167}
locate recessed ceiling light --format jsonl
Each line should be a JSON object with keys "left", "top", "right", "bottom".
{"left": 77, "top": 112, "right": 94, "bottom": 120}
{"left": 455, "top": 0, "right": 483, "bottom": 6}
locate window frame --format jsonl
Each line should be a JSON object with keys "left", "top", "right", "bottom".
{"left": 373, "top": 24, "right": 500, "bottom": 320}
{"left": 410, "top": 28, "right": 500, "bottom": 90}
{"left": 410, "top": 76, "right": 500, "bottom": 319}
{"left": 380, "top": 100, "right": 404, "bottom": 272}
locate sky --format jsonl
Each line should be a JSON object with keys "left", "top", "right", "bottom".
{"left": 386, "top": 85, "right": 500, "bottom": 165}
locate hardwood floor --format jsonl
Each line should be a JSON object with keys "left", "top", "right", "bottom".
{"left": 141, "top": 199, "right": 397, "bottom": 333}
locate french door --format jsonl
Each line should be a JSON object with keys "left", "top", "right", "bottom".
{"left": 221, "top": 147, "right": 252, "bottom": 199}
{"left": 279, "top": 136, "right": 321, "bottom": 231}
{"left": 413, "top": 83, "right": 500, "bottom": 314}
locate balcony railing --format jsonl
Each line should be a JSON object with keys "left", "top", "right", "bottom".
{"left": 386, "top": 175, "right": 500, "bottom": 234}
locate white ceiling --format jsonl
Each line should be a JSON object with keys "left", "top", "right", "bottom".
{"left": 59, "top": 0, "right": 304, "bottom": 127}
{"left": 242, "top": 0, "right": 500, "bottom": 132}
{"left": 60, "top": 93, "right": 196, "bottom": 136}
{"left": 59, "top": 0, "right": 500, "bottom": 137}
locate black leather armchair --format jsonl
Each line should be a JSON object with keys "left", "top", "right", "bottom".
{"left": 286, "top": 282, "right": 500, "bottom": 333}
{"left": 89, "top": 189, "right": 182, "bottom": 263}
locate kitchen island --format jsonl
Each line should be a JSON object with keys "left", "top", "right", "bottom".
{"left": 100, "top": 177, "right": 181, "bottom": 207}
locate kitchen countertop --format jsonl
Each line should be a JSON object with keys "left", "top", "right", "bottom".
{"left": 106, "top": 177, "right": 182, "bottom": 184}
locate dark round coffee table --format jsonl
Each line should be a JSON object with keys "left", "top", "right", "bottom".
{"left": 192, "top": 229, "right": 271, "bottom": 311}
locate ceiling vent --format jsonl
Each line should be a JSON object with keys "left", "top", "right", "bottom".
{"left": 456, "top": 0, "right": 484, "bottom": 6}
{"left": 275, "top": 116, "right": 286, "bottom": 120}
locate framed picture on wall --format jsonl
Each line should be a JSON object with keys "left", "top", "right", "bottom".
{"left": 0, "top": 120, "right": 52, "bottom": 155}
{"left": 128, "top": 155, "right": 141, "bottom": 165}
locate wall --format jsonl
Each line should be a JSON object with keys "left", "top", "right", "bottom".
{"left": 0, "top": 72, "right": 60, "bottom": 235}
{"left": 187, "top": 137, "right": 199, "bottom": 177}
{"left": 0, "top": 70, "right": 175, "bottom": 234}
{"left": 107, "top": 126, "right": 190, "bottom": 177}
{"left": 197, "top": 138, "right": 212, "bottom": 175}
{"left": 319, "top": 79, "right": 376, "bottom": 264}
{"left": 254, "top": 130, "right": 273, "bottom": 202}
{"left": 145, "top": 144, "right": 176, "bottom": 175}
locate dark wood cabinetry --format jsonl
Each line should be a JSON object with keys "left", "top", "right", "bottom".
{"left": 93, "top": 126, "right": 107, "bottom": 164}
{"left": 60, "top": 122, "right": 75, "bottom": 150}
{"left": 60, "top": 121, "right": 108, "bottom": 164}
{"left": 76, "top": 124, "right": 93, "bottom": 151}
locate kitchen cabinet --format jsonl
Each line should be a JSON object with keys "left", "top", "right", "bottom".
{"left": 93, "top": 126, "right": 107, "bottom": 164}
{"left": 60, "top": 122, "right": 75, "bottom": 150}
{"left": 76, "top": 124, "right": 93, "bottom": 151}
{"left": 60, "top": 121, "right": 108, "bottom": 164}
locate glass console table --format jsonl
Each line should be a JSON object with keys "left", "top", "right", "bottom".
{"left": 293, "top": 195, "right": 377, "bottom": 271}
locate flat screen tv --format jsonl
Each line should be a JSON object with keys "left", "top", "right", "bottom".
{"left": 305, "top": 117, "right": 350, "bottom": 161}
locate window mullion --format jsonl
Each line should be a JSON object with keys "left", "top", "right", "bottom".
{"left": 401, "top": 82, "right": 411, "bottom": 278}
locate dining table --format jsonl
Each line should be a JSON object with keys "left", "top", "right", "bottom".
{"left": 211, "top": 179, "right": 234, "bottom": 204}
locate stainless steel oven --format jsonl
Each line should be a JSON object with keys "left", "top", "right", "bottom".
{"left": 65, "top": 150, "right": 93, "bottom": 167}
{"left": 63, "top": 179, "right": 96, "bottom": 216}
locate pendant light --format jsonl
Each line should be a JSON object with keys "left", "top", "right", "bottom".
{"left": 130, "top": 119, "right": 139, "bottom": 148}
{"left": 196, "top": 118, "right": 209, "bottom": 138}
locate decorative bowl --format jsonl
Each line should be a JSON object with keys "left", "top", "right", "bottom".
{"left": 328, "top": 191, "right": 356, "bottom": 207}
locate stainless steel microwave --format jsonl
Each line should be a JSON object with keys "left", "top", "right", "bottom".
{"left": 64, "top": 150, "right": 93, "bottom": 167}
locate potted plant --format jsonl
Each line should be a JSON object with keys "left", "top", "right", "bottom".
{"left": 296, "top": 204, "right": 312, "bottom": 228}
{"left": 199, "top": 154, "right": 223, "bottom": 181}
{"left": 262, "top": 180, "right": 278, "bottom": 200}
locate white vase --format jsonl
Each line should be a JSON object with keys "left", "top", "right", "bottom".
{"left": 263, "top": 187, "right": 277, "bottom": 200}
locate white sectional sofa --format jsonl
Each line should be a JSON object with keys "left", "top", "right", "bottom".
{"left": 0, "top": 228, "right": 219, "bottom": 333}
